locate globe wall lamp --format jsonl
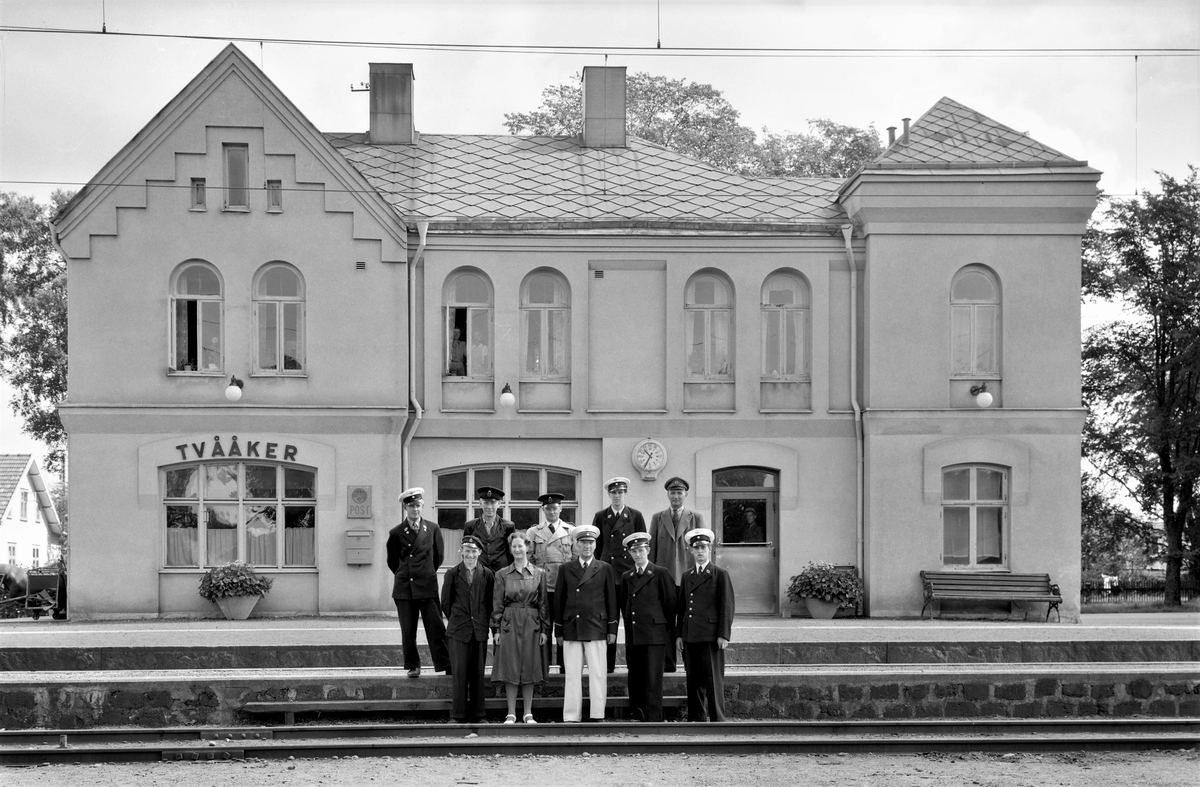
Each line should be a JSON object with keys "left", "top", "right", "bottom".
{"left": 499, "top": 382, "right": 516, "bottom": 409}
{"left": 969, "top": 382, "right": 993, "bottom": 408}
{"left": 225, "top": 375, "right": 245, "bottom": 402}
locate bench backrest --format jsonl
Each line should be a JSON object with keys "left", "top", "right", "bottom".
{"left": 921, "top": 571, "right": 1058, "bottom": 596}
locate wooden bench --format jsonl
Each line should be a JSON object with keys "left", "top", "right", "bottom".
{"left": 920, "top": 571, "right": 1062, "bottom": 621}
{"left": 242, "top": 696, "right": 688, "bottom": 725}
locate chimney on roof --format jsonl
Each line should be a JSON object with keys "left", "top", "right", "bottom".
{"left": 901, "top": 117, "right": 911, "bottom": 146}
{"left": 369, "top": 63, "right": 416, "bottom": 145}
{"left": 887, "top": 126, "right": 896, "bottom": 146}
{"left": 581, "top": 66, "right": 627, "bottom": 148}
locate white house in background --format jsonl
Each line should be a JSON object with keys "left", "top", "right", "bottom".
{"left": 0, "top": 455, "right": 63, "bottom": 568}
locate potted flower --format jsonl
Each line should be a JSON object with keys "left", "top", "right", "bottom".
{"left": 787, "top": 561, "right": 863, "bottom": 619}
{"left": 198, "top": 560, "right": 274, "bottom": 620}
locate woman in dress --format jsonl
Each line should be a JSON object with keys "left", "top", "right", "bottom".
{"left": 491, "top": 529, "right": 549, "bottom": 723}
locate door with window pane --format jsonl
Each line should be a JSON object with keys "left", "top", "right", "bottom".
{"left": 713, "top": 468, "right": 778, "bottom": 614}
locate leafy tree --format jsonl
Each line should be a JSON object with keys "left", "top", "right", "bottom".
{"left": 1082, "top": 167, "right": 1200, "bottom": 604}
{"left": 504, "top": 72, "right": 881, "bottom": 178}
{"left": 1080, "top": 471, "right": 1149, "bottom": 577}
{"left": 0, "top": 191, "right": 72, "bottom": 473}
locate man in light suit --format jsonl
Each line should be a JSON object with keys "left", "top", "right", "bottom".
{"left": 554, "top": 524, "right": 617, "bottom": 723}
{"left": 676, "top": 528, "right": 735, "bottom": 722}
{"left": 649, "top": 476, "right": 703, "bottom": 672}
{"left": 440, "top": 534, "right": 494, "bottom": 723}
{"left": 619, "top": 532, "right": 677, "bottom": 722}
{"left": 386, "top": 487, "right": 451, "bottom": 678}
{"left": 593, "top": 476, "right": 646, "bottom": 673}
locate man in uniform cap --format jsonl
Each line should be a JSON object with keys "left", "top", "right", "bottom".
{"left": 527, "top": 491, "right": 575, "bottom": 673}
{"left": 440, "top": 534, "right": 494, "bottom": 723}
{"left": 592, "top": 476, "right": 646, "bottom": 673}
{"left": 649, "top": 476, "right": 703, "bottom": 672}
{"left": 619, "top": 531, "right": 677, "bottom": 722}
{"left": 553, "top": 523, "right": 617, "bottom": 722}
{"left": 463, "top": 486, "right": 515, "bottom": 573}
{"left": 676, "top": 528, "right": 734, "bottom": 721}
{"left": 386, "top": 488, "right": 452, "bottom": 678}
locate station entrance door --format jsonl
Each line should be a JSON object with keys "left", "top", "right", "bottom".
{"left": 712, "top": 467, "right": 779, "bottom": 615}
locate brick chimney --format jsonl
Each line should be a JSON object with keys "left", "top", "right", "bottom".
{"left": 581, "top": 66, "right": 627, "bottom": 148}
{"left": 369, "top": 63, "right": 415, "bottom": 144}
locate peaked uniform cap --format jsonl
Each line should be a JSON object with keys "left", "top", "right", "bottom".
{"left": 663, "top": 477, "right": 690, "bottom": 491}
{"left": 572, "top": 524, "right": 601, "bottom": 541}
{"left": 605, "top": 477, "right": 630, "bottom": 491}
{"left": 623, "top": 532, "right": 651, "bottom": 549}
{"left": 399, "top": 487, "right": 425, "bottom": 503}
{"left": 461, "top": 534, "right": 484, "bottom": 549}
{"left": 685, "top": 528, "right": 715, "bottom": 546}
{"left": 476, "top": 486, "right": 505, "bottom": 500}
{"left": 538, "top": 492, "right": 565, "bottom": 505}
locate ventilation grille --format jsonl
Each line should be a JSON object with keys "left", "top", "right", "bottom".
{"left": 355, "top": 261, "right": 366, "bottom": 270}
{"left": 594, "top": 270, "right": 605, "bottom": 279}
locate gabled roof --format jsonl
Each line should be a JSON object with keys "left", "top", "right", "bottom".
{"left": 869, "top": 97, "right": 1087, "bottom": 170}
{"left": 0, "top": 454, "right": 62, "bottom": 539}
{"left": 328, "top": 133, "right": 846, "bottom": 228}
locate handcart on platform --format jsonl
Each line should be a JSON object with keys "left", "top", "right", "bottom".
{"left": 0, "top": 561, "right": 67, "bottom": 620}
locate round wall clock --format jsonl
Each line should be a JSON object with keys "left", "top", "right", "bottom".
{"left": 631, "top": 438, "right": 668, "bottom": 481}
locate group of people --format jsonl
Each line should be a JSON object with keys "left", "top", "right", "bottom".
{"left": 384, "top": 476, "right": 735, "bottom": 725}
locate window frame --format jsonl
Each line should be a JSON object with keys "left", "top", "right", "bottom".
{"left": 950, "top": 265, "right": 1001, "bottom": 379}
{"left": 266, "top": 180, "right": 283, "bottom": 212}
{"left": 169, "top": 261, "right": 225, "bottom": 375}
{"left": 223, "top": 144, "right": 250, "bottom": 211}
{"left": 443, "top": 270, "right": 494, "bottom": 380}
{"left": 20, "top": 489, "right": 28, "bottom": 520}
{"left": 940, "top": 463, "right": 1009, "bottom": 569}
{"left": 685, "top": 273, "right": 734, "bottom": 381}
{"left": 759, "top": 272, "right": 811, "bottom": 382}
{"left": 161, "top": 461, "right": 317, "bottom": 570}
{"left": 519, "top": 270, "right": 571, "bottom": 381}
{"left": 252, "top": 262, "right": 307, "bottom": 376}
{"left": 190, "top": 178, "right": 206, "bottom": 210}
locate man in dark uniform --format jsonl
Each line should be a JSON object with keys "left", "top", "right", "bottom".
{"left": 648, "top": 476, "right": 702, "bottom": 672}
{"left": 554, "top": 524, "right": 617, "bottom": 723}
{"left": 619, "top": 531, "right": 676, "bottom": 722}
{"left": 440, "top": 534, "right": 494, "bottom": 723}
{"left": 463, "top": 486, "right": 515, "bottom": 573}
{"left": 592, "top": 476, "right": 646, "bottom": 673}
{"left": 676, "top": 528, "right": 734, "bottom": 722}
{"left": 386, "top": 487, "right": 451, "bottom": 678}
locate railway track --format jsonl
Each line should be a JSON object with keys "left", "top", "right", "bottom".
{"left": 2, "top": 718, "right": 1196, "bottom": 765}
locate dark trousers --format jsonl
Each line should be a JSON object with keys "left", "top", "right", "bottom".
{"left": 682, "top": 641, "right": 726, "bottom": 722}
{"left": 606, "top": 582, "right": 621, "bottom": 673}
{"left": 663, "top": 585, "right": 681, "bottom": 673}
{"left": 544, "top": 592, "right": 565, "bottom": 672}
{"left": 395, "top": 597, "right": 450, "bottom": 672}
{"left": 447, "top": 635, "right": 487, "bottom": 721}
{"left": 626, "top": 643, "right": 666, "bottom": 722}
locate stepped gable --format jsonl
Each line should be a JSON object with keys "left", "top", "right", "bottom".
{"left": 327, "top": 133, "right": 846, "bottom": 227}
{"left": 870, "top": 96, "right": 1087, "bottom": 169}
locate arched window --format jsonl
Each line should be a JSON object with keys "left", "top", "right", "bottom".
{"left": 685, "top": 273, "right": 733, "bottom": 379}
{"left": 520, "top": 271, "right": 570, "bottom": 380}
{"left": 942, "top": 464, "right": 1008, "bottom": 568}
{"left": 760, "top": 272, "right": 810, "bottom": 380}
{"left": 951, "top": 266, "right": 1000, "bottom": 377}
{"left": 444, "top": 270, "right": 493, "bottom": 379}
{"left": 254, "top": 263, "right": 305, "bottom": 374}
{"left": 171, "top": 261, "right": 223, "bottom": 374}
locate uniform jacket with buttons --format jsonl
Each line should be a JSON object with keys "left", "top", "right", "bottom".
{"left": 677, "top": 562, "right": 735, "bottom": 643}
{"left": 527, "top": 521, "right": 576, "bottom": 589}
{"left": 386, "top": 518, "right": 444, "bottom": 600}
{"left": 463, "top": 516, "right": 515, "bottom": 573}
{"left": 619, "top": 561, "right": 677, "bottom": 646}
{"left": 593, "top": 506, "right": 647, "bottom": 583}
{"left": 440, "top": 561, "right": 495, "bottom": 643}
{"left": 553, "top": 557, "right": 618, "bottom": 641}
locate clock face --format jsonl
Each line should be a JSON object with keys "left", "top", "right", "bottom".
{"left": 635, "top": 441, "right": 665, "bottom": 470}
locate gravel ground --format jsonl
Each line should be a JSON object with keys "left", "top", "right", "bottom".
{"left": 5, "top": 750, "right": 1197, "bottom": 786}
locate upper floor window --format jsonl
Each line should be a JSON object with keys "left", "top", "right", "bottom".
{"left": 444, "top": 270, "right": 493, "bottom": 379}
{"left": 942, "top": 464, "right": 1008, "bottom": 568}
{"left": 163, "top": 461, "right": 316, "bottom": 569}
{"left": 20, "top": 490, "right": 28, "bottom": 520}
{"left": 191, "top": 178, "right": 206, "bottom": 210}
{"left": 254, "top": 263, "right": 305, "bottom": 375}
{"left": 520, "top": 271, "right": 570, "bottom": 380}
{"left": 951, "top": 265, "right": 1000, "bottom": 377}
{"left": 266, "top": 180, "right": 283, "bottom": 212}
{"left": 31, "top": 546, "right": 39, "bottom": 568}
{"left": 760, "top": 272, "right": 810, "bottom": 380}
{"left": 171, "top": 261, "right": 223, "bottom": 374}
{"left": 685, "top": 273, "right": 733, "bottom": 380}
{"left": 224, "top": 145, "right": 249, "bottom": 209}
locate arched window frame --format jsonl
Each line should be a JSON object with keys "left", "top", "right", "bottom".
{"left": 950, "top": 265, "right": 1001, "bottom": 378}
{"left": 169, "top": 260, "right": 224, "bottom": 375}
{"left": 685, "top": 272, "right": 734, "bottom": 380}
{"left": 760, "top": 271, "right": 811, "bottom": 381}
{"left": 941, "top": 463, "right": 1009, "bottom": 569}
{"left": 253, "top": 262, "right": 306, "bottom": 375}
{"left": 443, "top": 270, "right": 494, "bottom": 379}
{"left": 520, "top": 270, "right": 571, "bottom": 381}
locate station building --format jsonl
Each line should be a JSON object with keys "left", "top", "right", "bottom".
{"left": 53, "top": 45, "right": 1100, "bottom": 620}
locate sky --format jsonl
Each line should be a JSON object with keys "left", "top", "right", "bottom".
{"left": 1, "top": 0, "right": 1198, "bottom": 479}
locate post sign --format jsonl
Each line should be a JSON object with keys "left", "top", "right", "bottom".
{"left": 347, "top": 485, "right": 372, "bottom": 519}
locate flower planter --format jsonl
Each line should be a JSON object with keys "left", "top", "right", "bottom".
{"left": 804, "top": 597, "right": 841, "bottom": 620}
{"left": 215, "top": 595, "right": 261, "bottom": 620}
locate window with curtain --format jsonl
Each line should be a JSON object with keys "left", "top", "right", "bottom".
{"left": 520, "top": 271, "right": 570, "bottom": 380}
{"left": 444, "top": 270, "right": 494, "bottom": 378}
{"left": 950, "top": 265, "right": 1000, "bottom": 377}
{"left": 162, "top": 462, "right": 316, "bottom": 568}
{"left": 685, "top": 274, "right": 733, "bottom": 379}
{"left": 941, "top": 464, "right": 1008, "bottom": 568}
{"left": 170, "top": 261, "right": 223, "bottom": 374}
{"left": 760, "top": 272, "right": 810, "bottom": 380}
{"left": 254, "top": 263, "right": 306, "bottom": 374}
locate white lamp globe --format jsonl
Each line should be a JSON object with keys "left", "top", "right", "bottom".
{"left": 225, "top": 381, "right": 243, "bottom": 402}
{"left": 975, "top": 390, "right": 993, "bottom": 408}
